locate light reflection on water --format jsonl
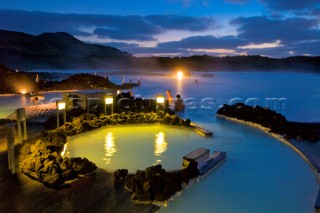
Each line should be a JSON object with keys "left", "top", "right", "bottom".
{"left": 103, "top": 132, "right": 117, "bottom": 164}
{"left": 176, "top": 77, "right": 183, "bottom": 97}
{"left": 66, "top": 125, "right": 210, "bottom": 172}
{"left": 154, "top": 131, "right": 168, "bottom": 164}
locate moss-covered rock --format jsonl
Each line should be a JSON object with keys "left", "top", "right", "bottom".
{"left": 114, "top": 169, "right": 129, "bottom": 187}
{"left": 123, "top": 164, "right": 199, "bottom": 204}
{"left": 19, "top": 137, "right": 97, "bottom": 189}
{"left": 217, "top": 103, "right": 319, "bottom": 142}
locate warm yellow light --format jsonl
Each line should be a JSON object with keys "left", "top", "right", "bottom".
{"left": 177, "top": 71, "right": 183, "bottom": 80}
{"left": 20, "top": 90, "right": 27, "bottom": 95}
{"left": 61, "top": 143, "right": 68, "bottom": 157}
{"left": 105, "top": 97, "right": 113, "bottom": 104}
{"left": 154, "top": 132, "right": 167, "bottom": 156}
{"left": 156, "top": 96, "right": 165, "bottom": 104}
{"left": 103, "top": 132, "right": 117, "bottom": 164}
{"left": 57, "top": 102, "right": 66, "bottom": 110}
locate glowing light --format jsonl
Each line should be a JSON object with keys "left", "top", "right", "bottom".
{"left": 20, "top": 90, "right": 27, "bottom": 95}
{"left": 61, "top": 143, "right": 68, "bottom": 157}
{"left": 103, "top": 132, "right": 117, "bottom": 164}
{"left": 105, "top": 97, "right": 113, "bottom": 104}
{"left": 154, "top": 132, "right": 168, "bottom": 156}
{"left": 57, "top": 102, "right": 66, "bottom": 110}
{"left": 156, "top": 95, "right": 165, "bottom": 104}
{"left": 177, "top": 71, "right": 183, "bottom": 80}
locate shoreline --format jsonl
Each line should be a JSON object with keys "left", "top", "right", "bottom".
{"left": 217, "top": 114, "right": 320, "bottom": 182}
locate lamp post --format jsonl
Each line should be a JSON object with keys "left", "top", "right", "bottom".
{"left": 56, "top": 100, "right": 66, "bottom": 128}
{"left": 105, "top": 96, "right": 114, "bottom": 115}
{"left": 156, "top": 95, "right": 165, "bottom": 111}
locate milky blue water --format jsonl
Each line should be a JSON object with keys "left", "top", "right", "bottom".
{"left": 1, "top": 71, "right": 319, "bottom": 212}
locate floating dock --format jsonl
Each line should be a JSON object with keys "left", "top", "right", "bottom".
{"left": 183, "top": 148, "right": 226, "bottom": 175}
{"left": 316, "top": 189, "right": 320, "bottom": 209}
{"left": 191, "top": 124, "right": 213, "bottom": 137}
{"left": 183, "top": 148, "right": 210, "bottom": 167}
{"left": 197, "top": 151, "right": 226, "bottom": 175}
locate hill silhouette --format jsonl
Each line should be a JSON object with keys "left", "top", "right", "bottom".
{"left": 0, "top": 29, "right": 319, "bottom": 72}
{"left": 0, "top": 29, "right": 131, "bottom": 70}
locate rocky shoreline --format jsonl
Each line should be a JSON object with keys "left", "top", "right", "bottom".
{"left": 114, "top": 163, "right": 200, "bottom": 205}
{"left": 217, "top": 103, "right": 319, "bottom": 142}
{"left": 0, "top": 64, "right": 135, "bottom": 94}
{"left": 18, "top": 111, "right": 192, "bottom": 189}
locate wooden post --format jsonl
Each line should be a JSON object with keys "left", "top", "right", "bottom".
{"left": 57, "top": 108, "right": 60, "bottom": 129}
{"left": 15, "top": 108, "right": 27, "bottom": 143}
{"left": 16, "top": 109, "right": 22, "bottom": 144}
{"left": 86, "top": 97, "right": 90, "bottom": 113}
{"left": 56, "top": 100, "right": 66, "bottom": 128}
{"left": 6, "top": 124, "right": 16, "bottom": 174}
{"left": 111, "top": 103, "right": 114, "bottom": 114}
{"left": 63, "top": 109, "right": 66, "bottom": 124}
{"left": 23, "top": 117, "right": 27, "bottom": 140}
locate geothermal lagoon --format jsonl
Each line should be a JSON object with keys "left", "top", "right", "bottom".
{"left": 0, "top": 71, "right": 319, "bottom": 212}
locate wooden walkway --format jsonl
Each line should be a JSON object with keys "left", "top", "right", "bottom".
{"left": 289, "top": 140, "right": 320, "bottom": 175}
{"left": 7, "top": 103, "right": 56, "bottom": 123}
{"left": 316, "top": 190, "right": 320, "bottom": 209}
{"left": 289, "top": 140, "right": 320, "bottom": 210}
{"left": 0, "top": 124, "right": 156, "bottom": 213}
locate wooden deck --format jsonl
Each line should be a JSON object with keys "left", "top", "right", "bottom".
{"left": 289, "top": 140, "right": 320, "bottom": 210}
{"left": 289, "top": 139, "right": 320, "bottom": 175}
{"left": 316, "top": 190, "right": 320, "bottom": 209}
{"left": 7, "top": 103, "right": 56, "bottom": 123}
{"left": 0, "top": 124, "right": 156, "bottom": 213}
{"left": 182, "top": 148, "right": 226, "bottom": 175}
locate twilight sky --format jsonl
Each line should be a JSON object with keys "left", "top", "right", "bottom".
{"left": 0, "top": 0, "right": 319, "bottom": 57}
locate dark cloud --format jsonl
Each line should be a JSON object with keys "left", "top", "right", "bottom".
{"left": 157, "top": 35, "right": 246, "bottom": 49}
{"left": 93, "top": 15, "right": 161, "bottom": 41}
{"left": 0, "top": 9, "right": 215, "bottom": 42}
{"left": 287, "top": 41, "right": 320, "bottom": 56}
{"left": 224, "top": 0, "right": 248, "bottom": 4}
{"left": 261, "top": 0, "right": 320, "bottom": 11}
{"left": 0, "top": 9, "right": 318, "bottom": 57}
{"left": 311, "top": 9, "right": 320, "bottom": 16}
{"left": 0, "top": 10, "right": 90, "bottom": 36}
{"left": 231, "top": 16, "right": 320, "bottom": 43}
{"left": 239, "top": 41, "right": 320, "bottom": 58}
{"left": 101, "top": 42, "right": 140, "bottom": 49}
{"left": 146, "top": 15, "right": 214, "bottom": 31}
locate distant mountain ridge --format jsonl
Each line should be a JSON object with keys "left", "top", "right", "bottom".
{"left": 0, "top": 29, "right": 319, "bottom": 72}
{"left": 0, "top": 29, "right": 131, "bottom": 70}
